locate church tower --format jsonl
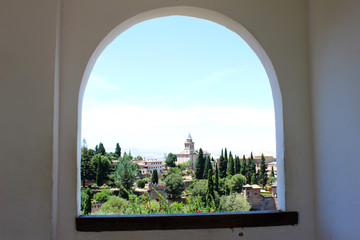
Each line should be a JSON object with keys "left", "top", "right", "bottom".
{"left": 184, "top": 133, "right": 195, "bottom": 154}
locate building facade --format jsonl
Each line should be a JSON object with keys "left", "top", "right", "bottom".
{"left": 176, "top": 133, "right": 211, "bottom": 169}
{"left": 135, "top": 159, "right": 163, "bottom": 175}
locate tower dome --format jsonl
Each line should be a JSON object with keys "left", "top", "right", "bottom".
{"left": 187, "top": 133, "right": 192, "bottom": 140}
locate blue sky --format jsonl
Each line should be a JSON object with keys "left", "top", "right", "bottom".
{"left": 82, "top": 16, "right": 275, "bottom": 158}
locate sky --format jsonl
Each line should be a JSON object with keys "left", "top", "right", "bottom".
{"left": 82, "top": 16, "right": 276, "bottom": 159}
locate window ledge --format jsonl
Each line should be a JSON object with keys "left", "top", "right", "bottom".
{"left": 76, "top": 210, "right": 298, "bottom": 231}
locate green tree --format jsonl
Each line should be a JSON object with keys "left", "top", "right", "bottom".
{"left": 136, "top": 180, "right": 146, "bottom": 188}
{"left": 95, "top": 155, "right": 104, "bottom": 186}
{"left": 100, "top": 196, "right": 129, "bottom": 213}
{"left": 161, "top": 167, "right": 181, "bottom": 181}
{"left": 220, "top": 193, "right": 251, "bottom": 212}
{"left": 93, "top": 189, "right": 112, "bottom": 203}
{"left": 203, "top": 156, "right": 212, "bottom": 179}
{"left": 270, "top": 166, "right": 275, "bottom": 178}
{"left": 84, "top": 188, "right": 92, "bottom": 215}
{"left": 219, "top": 149, "right": 227, "bottom": 178}
{"left": 81, "top": 140, "right": 96, "bottom": 187}
{"left": 224, "top": 148, "right": 228, "bottom": 173}
{"left": 115, "top": 143, "right": 121, "bottom": 158}
{"left": 91, "top": 154, "right": 111, "bottom": 186}
{"left": 151, "top": 169, "right": 159, "bottom": 184}
{"left": 234, "top": 155, "right": 241, "bottom": 174}
{"left": 164, "top": 174, "right": 185, "bottom": 199}
{"left": 229, "top": 174, "right": 247, "bottom": 193}
{"left": 251, "top": 172, "right": 258, "bottom": 185}
{"left": 227, "top": 151, "right": 235, "bottom": 176}
{"left": 114, "top": 157, "right": 138, "bottom": 192}
{"left": 215, "top": 163, "right": 219, "bottom": 192}
{"left": 122, "top": 152, "right": 133, "bottom": 161}
{"left": 240, "top": 155, "right": 247, "bottom": 176}
{"left": 195, "top": 148, "right": 205, "bottom": 179}
{"left": 165, "top": 153, "right": 177, "bottom": 168}
{"left": 95, "top": 145, "right": 98, "bottom": 153}
{"left": 259, "top": 153, "right": 268, "bottom": 186}
{"left": 191, "top": 179, "right": 208, "bottom": 202}
{"left": 96, "top": 142, "right": 106, "bottom": 155}
{"left": 206, "top": 169, "right": 215, "bottom": 203}
{"left": 246, "top": 153, "right": 256, "bottom": 184}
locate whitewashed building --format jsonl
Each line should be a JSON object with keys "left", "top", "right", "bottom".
{"left": 176, "top": 133, "right": 211, "bottom": 170}
{"left": 136, "top": 159, "right": 163, "bottom": 175}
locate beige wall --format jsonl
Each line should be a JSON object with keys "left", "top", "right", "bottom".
{"left": 0, "top": 0, "right": 58, "bottom": 239}
{"left": 7, "top": 0, "right": 360, "bottom": 239}
{"left": 309, "top": 0, "right": 360, "bottom": 239}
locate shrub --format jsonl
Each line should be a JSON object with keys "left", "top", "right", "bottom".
{"left": 164, "top": 173, "right": 185, "bottom": 199}
{"left": 136, "top": 180, "right": 145, "bottom": 188}
{"left": 80, "top": 188, "right": 87, "bottom": 213}
{"left": 100, "top": 196, "right": 129, "bottom": 213}
{"left": 190, "top": 180, "right": 208, "bottom": 202}
{"left": 220, "top": 193, "right": 251, "bottom": 212}
{"left": 93, "top": 189, "right": 112, "bottom": 203}
{"left": 169, "top": 201, "right": 185, "bottom": 213}
{"left": 100, "top": 184, "right": 109, "bottom": 189}
{"left": 229, "top": 174, "right": 247, "bottom": 193}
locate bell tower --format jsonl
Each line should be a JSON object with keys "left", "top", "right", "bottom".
{"left": 184, "top": 133, "right": 195, "bottom": 154}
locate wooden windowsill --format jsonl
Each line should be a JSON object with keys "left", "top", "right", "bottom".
{"left": 76, "top": 210, "right": 298, "bottom": 231}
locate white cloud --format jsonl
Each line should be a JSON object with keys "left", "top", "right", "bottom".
{"left": 81, "top": 101, "right": 276, "bottom": 156}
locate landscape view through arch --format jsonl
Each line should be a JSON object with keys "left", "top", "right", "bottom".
{"left": 81, "top": 16, "right": 278, "bottom": 215}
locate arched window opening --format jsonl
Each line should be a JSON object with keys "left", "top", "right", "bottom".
{"left": 80, "top": 15, "right": 280, "bottom": 217}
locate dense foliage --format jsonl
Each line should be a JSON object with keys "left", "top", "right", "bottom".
{"left": 220, "top": 193, "right": 251, "bottom": 212}
{"left": 81, "top": 140, "right": 274, "bottom": 216}
{"left": 151, "top": 169, "right": 159, "bottom": 184}
{"left": 195, "top": 148, "right": 205, "bottom": 179}
{"left": 164, "top": 173, "right": 185, "bottom": 199}
{"left": 165, "top": 153, "right": 177, "bottom": 168}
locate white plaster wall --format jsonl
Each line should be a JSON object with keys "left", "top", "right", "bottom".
{"left": 58, "top": 1, "right": 314, "bottom": 239}
{"left": 309, "top": 0, "right": 360, "bottom": 239}
{"left": 0, "top": 0, "right": 58, "bottom": 239}
{"left": 0, "top": 0, "right": 317, "bottom": 239}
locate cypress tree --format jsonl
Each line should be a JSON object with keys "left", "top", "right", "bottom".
{"left": 115, "top": 143, "right": 121, "bottom": 158}
{"left": 240, "top": 155, "right": 247, "bottom": 176}
{"left": 270, "top": 166, "right": 275, "bottom": 178}
{"left": 246, "top": 155, "right": 256, "bottom": 184}
{"left": 84, "top": 188, "right": 92, "bottom": 215}
{"left": 206, "top": 169, "right": 215, "bottom": 203}
{"left": 234, "top": 155, "right": 241, "bottom": 174}
{"left": 251, "top": 172, "right": 258, "bottom": 185}
{"left": 227, "top": 151, "right": 235, "bottom": 176}
{"left": 95, "top": 155, "right": 104, "bottom": 186}
{"left": 151, "top": 169, "right": 159, "bottom": 184}
{"left": 120, "top": 167, "right": 132, "bottom": 190}
{"left": 195, "top": 148, "right": 205, "bottom": 179}
{"left": 259, "top": 153, "right": 268, "bottom": 186}
{"left": 98, "top": 142, "right": 106, "bottom": 155}
{"left": 219, "top": 149, "right": 227, "bottom": 178}
{"left": 81, "top": 144, "right": 95, "bottom": 187}
{"left": 203, "top": 156, "right": 212, "bottom": 179}
{"left": 224, "top": 148, "right": 228, "bottom": 173}
{"left": 215, "top": 164, "right": 219, "bottom": 192}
